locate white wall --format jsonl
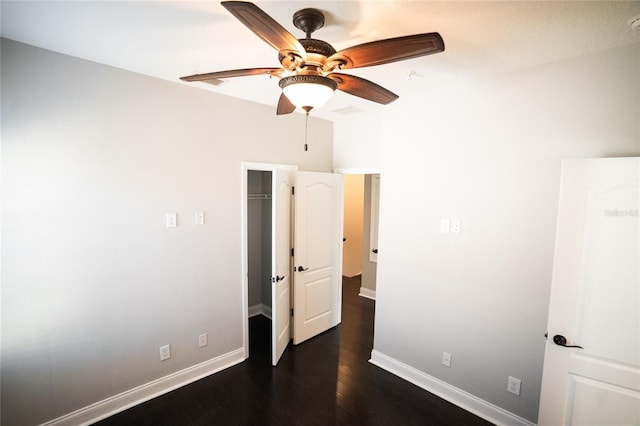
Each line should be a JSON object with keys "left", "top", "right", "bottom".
{"left": 338, "top": 44, "right": 639, "bottom": 423}
{"left": 333, "top": 113, "right": 382, "bottom": 170}
{"left": 1, "top": 39, "right": 333, "bottom": 425}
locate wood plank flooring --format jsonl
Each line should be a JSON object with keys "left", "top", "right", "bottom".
{"left": 96, "top": 276, "right": 493, "bottom": 425}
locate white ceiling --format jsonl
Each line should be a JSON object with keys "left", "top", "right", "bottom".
{"left": 2, "top": 1, "right": 639, "bottom": 120}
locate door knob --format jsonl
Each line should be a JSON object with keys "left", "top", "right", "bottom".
{"left": 553, "top": 334, "right": 583, "bottom": 349}
{"left": 296, "top": 266, "right": 309, "bottom": 272}
{"left": 372, "top": 249, "right": 378, "bottom": 254}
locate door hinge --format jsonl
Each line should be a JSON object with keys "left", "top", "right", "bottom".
{"left": 292, "top": 186, "right": 295, "bottom": 195}
{"left": 291, "top": 248, "right": 294, "bottom": 257}
{"left": 291, "top": 308, "right": 294, "bottom": 317}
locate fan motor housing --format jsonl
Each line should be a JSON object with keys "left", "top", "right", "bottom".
{"left": 279, "top": 38, "right": 336, "bottom": 71}
{"left": 300, "top": 38, "right": 336, "bottom": 57}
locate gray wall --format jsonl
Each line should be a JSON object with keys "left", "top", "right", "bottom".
{"left": 337, "top": 43, "right": 639, "bottom": 423}
{"left": 1, "top": 39, "right": 333, "bottom": 425}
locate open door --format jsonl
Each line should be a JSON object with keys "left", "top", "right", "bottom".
{"left": 292, "top": 171, "right": 344, "bottom": 345}
{"left": 538, "top": 158, "right": 639, "bottom": 425}
{"left": 271, "top": 168, "right": 292, "bottom": 366}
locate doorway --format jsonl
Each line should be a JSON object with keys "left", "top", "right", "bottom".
{"left": 242, "top": 162, "right": 297, "bottom": 361}
{"left": 247, "top": 170, "right": 273, "bottom": 320}
{"left": 341, "top": 173, "right": 380, "bottom": 300}
{"left": 242, "top": 163, "right": 343, "bottom": 365}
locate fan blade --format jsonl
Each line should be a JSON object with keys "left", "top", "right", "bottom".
{"left": 180, "top": 67, "right": 283, "bottom": 82}
{"left": 327, "top": 33, "right": 444, "bottom": 70}
{"left": 222, "top": 1, "right": 306, "bottom": 59}
{"left": 328, "top": 73, "right": 398, "bottom": 105}
{"left": 276, "top": 93, "right": 296, "bottom": 115}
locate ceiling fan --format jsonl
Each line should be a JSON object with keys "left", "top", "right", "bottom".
{"left": 180, "top": 1, "right": 445, "bottom": 115}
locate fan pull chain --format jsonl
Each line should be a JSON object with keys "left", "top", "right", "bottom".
{"left": 304, "top": 111, "right": 309, "bottom": 152}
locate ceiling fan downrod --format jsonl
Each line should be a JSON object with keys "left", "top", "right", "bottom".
{"left": 293, "top": 8, "right": 325, "bottom": 39}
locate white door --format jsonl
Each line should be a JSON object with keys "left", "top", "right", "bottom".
{"left": 271, "top": 168, "right": 293, "bottom": 366}
{"left": 292, "top": 171, "right": 344, "bottom": 345}
{"left": 538, "top": 157, "right": 639, "bottom": 425}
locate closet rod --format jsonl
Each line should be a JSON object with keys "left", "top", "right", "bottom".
{"left": 248, "top": 194, "right": 271, "bottom": 200}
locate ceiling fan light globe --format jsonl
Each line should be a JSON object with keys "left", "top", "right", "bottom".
{"left": 280, "top": 75, "right": 336, "bottom": 110}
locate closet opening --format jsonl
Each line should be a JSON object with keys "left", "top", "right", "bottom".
{"left": 247, "top": 170, "right": 273, "bottom": 360}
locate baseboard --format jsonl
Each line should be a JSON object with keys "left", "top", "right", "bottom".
{"left": 358, "top": 287, "right": 376, "bottom": 300}
{"left": 248, "top": 303, "right": 272, "bottom": 319}
{"left": 261, "top": 304, "right": 272, "bottom": 320}
{"left": 41, "top": 348, "right": 245, "bottom": 426}
{"left": 369, "top": 350, "right": 536, "bottom": 426}
{"left": 248, "top": 303, "right": 261, "bottom": 317}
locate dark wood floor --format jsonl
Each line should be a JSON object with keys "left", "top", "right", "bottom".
{"left": 96, "top": 276, "right": 493, "bottom": 425}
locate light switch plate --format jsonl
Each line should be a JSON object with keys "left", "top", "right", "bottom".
{"left": 166, "top": 213, "right": 177, "bottom": 228}
{"left": 195, "top": 211, "right": 205, "bottom": 225}
{"left": 452, "top": 220, "right": 461, "bottom": 234}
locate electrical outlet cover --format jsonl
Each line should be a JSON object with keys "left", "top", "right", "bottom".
{"left": 508, "top": 376, "right": 521, "bottom": 395}
{"left": 160, "top": 344, "right": 171, "bottom": 361}
{"left": 442, "top": 352, "right": 452, "bottom": 367}
{"left": 199, "top": 333, "right": 208, "bottom": 348}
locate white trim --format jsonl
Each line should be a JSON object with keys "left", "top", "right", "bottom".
{"left": 334, "top": 167, "right": 382, "bottom": 175}
{"left": 358, "top": 287, "right": 376, "bottom": 300}
{"left": 262, "top": 304, "right": 272, "bottom": 320}
{"left": 41, "top": 348, "right": 245, "bottom": 426}
{"left": 248, "top": 303, "right": 272, "bottom": 319}
{"left": 248, "top": 304, "right": 262, "bottom": 317}
{"left": 369, "top": 350, "right": 536, "bottom": 426}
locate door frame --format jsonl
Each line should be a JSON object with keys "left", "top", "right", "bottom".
{"left": 241, "top": 161, "right": 297, "bottom": 359}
